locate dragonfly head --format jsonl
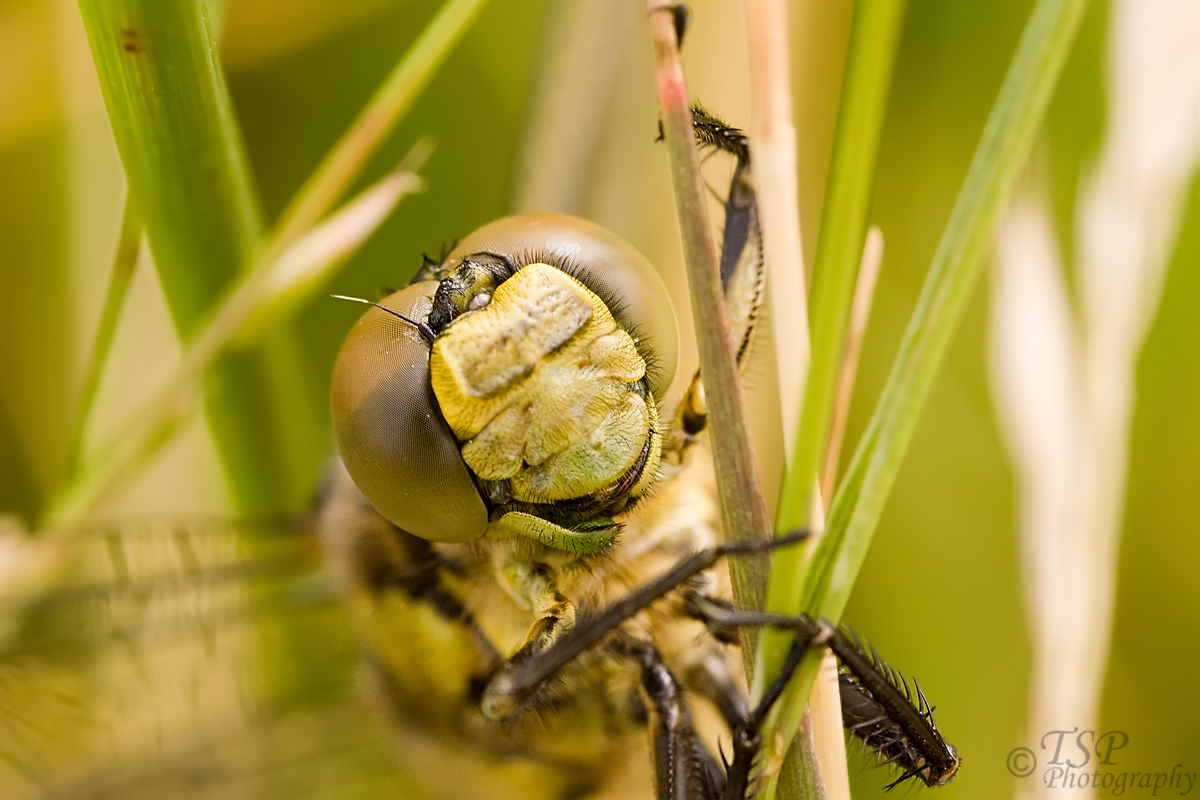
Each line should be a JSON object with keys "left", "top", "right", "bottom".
{"left": 330, "top": 214, "right": 678, "bottom": 548}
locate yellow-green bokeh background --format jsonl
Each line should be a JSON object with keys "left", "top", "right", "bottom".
{"left": 1, "top": 0, "right": 1197, "bottom": 797}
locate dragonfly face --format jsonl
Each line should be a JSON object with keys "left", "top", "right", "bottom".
{"left": 330, "top": 214, "right": 679, "bottom": 554}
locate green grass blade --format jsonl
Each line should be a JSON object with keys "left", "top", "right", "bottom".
{"left": 238, "top": 158, "right": 429, "bottom": 344}
{"left": 773, "top": 0, "right": 906, "bottom": 545}
{"left": 754, "top": 3, "right": 906, "bottom": 796}
{"left": 765, "top": 0, "right": 1089, "bottom": 793}
{"left": 804, "top": 0, "right": 1090, "bottom": 624}
{"left": 43, "top": 160, "right": 426, "bottom": 528}
{"left": 75, "top": 0, "right": 264, "bottom": 329}
{"left": 74, "top": 0, "right": 318, "bottom": 516}
{"left": 755, "top": 0, "right": 904, "bottom": 693}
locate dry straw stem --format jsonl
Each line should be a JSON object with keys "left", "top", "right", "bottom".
{"left": 807, "top": 229, "right": 883, "bottom": 800}
{"left": 821, "top": 226, "right": 883, "bottom": 507}
{"left": 512, "top": 0, "right": 631, "bottom": 215}
{"left": 742, "top": 0, "right": 810, "bottom": 452}
{"left": 991, "top": 195, "right": 1089, "bottom": 774}
{"left": 646, "top": 2, "right": 774, "bottom": 622}
{"left": 761, "top": 221, "right": 882, "bottom": 800}
{"left": 741, "top": 0, "right": 841, "bottom": 795}
{"left": 991, "top": 4, "right": 1200, "bottom": 794}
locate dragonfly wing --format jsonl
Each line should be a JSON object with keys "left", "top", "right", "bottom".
{"left": 0, "top": 516, "right": 403, "bottom": 799}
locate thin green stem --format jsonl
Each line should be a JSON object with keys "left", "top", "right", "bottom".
{"left": 269, "top": 0, "right": 490, "bottom": 253}
{"left": 67, "top": 194, "right": 141, "bottom": 472}
{"left": 774, "top": 0, "right": 906, "bottom": 538}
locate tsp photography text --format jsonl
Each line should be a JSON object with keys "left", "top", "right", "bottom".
{"left": 1008, "top": 730, "right": 1196, "bottom": 796}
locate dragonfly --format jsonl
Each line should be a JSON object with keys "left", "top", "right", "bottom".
{"left": 316, "top": 106, "right": 959, "bottom": 799}
{"left": 0, "top": 97, "right": 955, "bottom": 799}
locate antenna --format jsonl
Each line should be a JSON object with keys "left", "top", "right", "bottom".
{"left": 332, "top": 294, "right": 436, "bottom": 342}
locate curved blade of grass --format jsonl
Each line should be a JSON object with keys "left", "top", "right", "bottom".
{"left": 270, "top": 0, "right": 490, "bottom": 252}
{"left": 743, "top": 0, "right": 811, "bottom": 455}
{"left": 236, "top": 150, "right": 430, "bottom": 345}
{"left": 75, "top": 0, "right": 317, "bottom": 516}
{"left": 770, "top": 0, "right": 905, "bottom": 549}
{"left": 763, "top": 1, "right": 1090, "bottom": 796}
{"left": 44, "top": 160, "right": 425, "bottom": 527}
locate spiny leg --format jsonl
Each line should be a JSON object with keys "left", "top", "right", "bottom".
{"left": 719, "top": 623, "right": 833, "bottom": 800}
{"left": 685, "top": 653, "right": 749, "bottom": 737}
{"left": 684, "top": 600, "right": 960, "bottom": 790}
{"left": 669, "top": 107, "right": 764, "bottom": 446}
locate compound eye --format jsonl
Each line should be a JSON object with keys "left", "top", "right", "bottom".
{"left": 443, "top": 213, "right": 679, "bottom": 396}
{"left": 329, "top": 281, "right": 487, "bottom": 542}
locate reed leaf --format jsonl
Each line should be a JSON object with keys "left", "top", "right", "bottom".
{"left": 765, "top": 1, "right": 1090, "bottom": 794}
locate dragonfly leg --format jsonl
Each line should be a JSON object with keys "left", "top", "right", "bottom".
{"left": 666, "top": 106, "right": 763, "bottom": 448}
{"left": 722, "top": 623, "right": 833, "bottom": 800}
{"left": 678, "top": 595, "right": 834, "bottom": 800}
{"left": 677, "top": 592, "right": 842, "bottom": 797}
{"left": 619, "top": 625, "right": 828, "bottom": 800}
{"left": 615, "top": 637, "right": 723, "bottom": 800}
{"left": 479, "top": 531, "right": 808, "bottom": 721}
{"left": 685, "top": 652, "right": 749, "bottom": 733}
{"left": 491, "top": 555, "right": 577, "bottom": 661}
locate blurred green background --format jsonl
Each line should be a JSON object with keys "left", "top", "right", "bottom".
{"left": 0, "top": 0, "right": 1196, "bottom": 797}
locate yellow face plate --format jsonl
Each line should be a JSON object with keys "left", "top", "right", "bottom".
{"left": 430, "top": 263, "right": 652, "bottom": 503}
